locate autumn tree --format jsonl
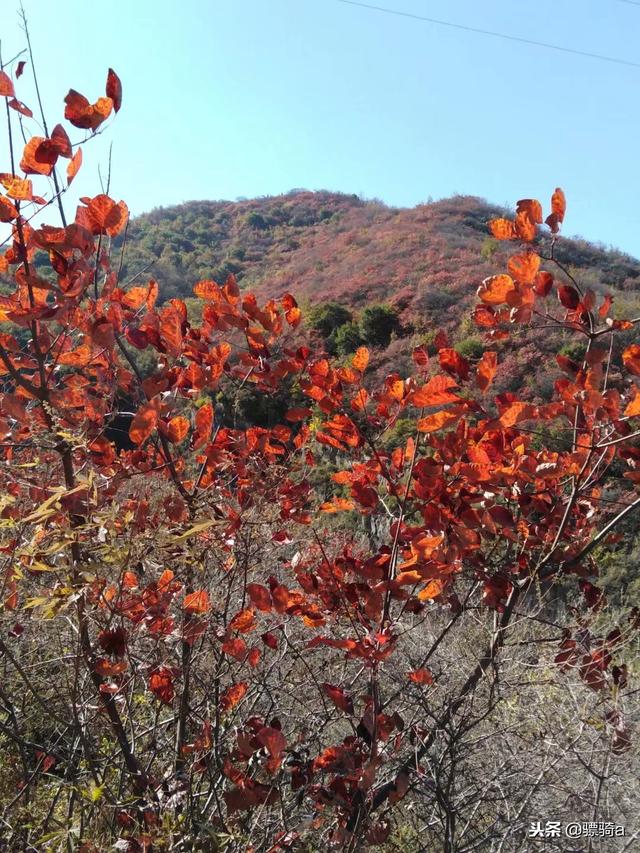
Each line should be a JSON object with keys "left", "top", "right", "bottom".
{"left": 0, "top": 31, "right": 639, "bottom": 853}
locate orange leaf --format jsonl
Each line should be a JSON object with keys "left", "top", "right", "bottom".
{"left": 409, "top": 375, "right": 458, "bottom": 407}
{"left": 515, "top": 198, "right": 543, "bottom": 224}
{"left": 0, "top": 71, "right": 15, "bottom": 97}
{"left": 499, "top": 401, "right": 535, "bottom": 427}
{"left": 550, "top": 187, "right": 566, "bottom": 222}
{"left": 193, "top": 279, "right": 220, "bottom": 299}
{"left": 106, "top": 68, "right": 122, "bottom": 112}
{"left": 320, "top": 497, "right": 355, "bottom": 513}
{"left": 229, "top": 608, "right": 256, "bottom": 633}
{"left": 0, "top": 174, "right": 33, "bottom": 201}
{"left": 476, "top": 351, "right": 497, "bottom": 392}
{"left": 410, "top": 532, "right": 444, "bottom": 559}
{"left": 514, "top": 210, "right": 537, "bottom": 242}
{"left": 220, "top": 682, "right": 248, "bottom": 712}
{"left": 77, "top": 194, "right": 128, "bottom": 237}
{"left": 623, "top": 345, "right": 640, "bottom": 376}
{"left": 67, "top": 148, "right": 82, "bottom": 185}
{"left": 489, "top": 218, "right": 516, "bottom": 240}
{"left": 183, "top": 590, "right": 211, "bottom": 615}
{"left": 167, "top": 415, "right": 189, "bottom": 443}
{"left": 477, "top": 274, "right": 516, "bottom": 305}
{"left": 352, "top": 346, "right": 370, "bottom": 372}
{"left": 417, "top": 410, "right": 459, "bottom": 433}
{"left": 546, "top": 188, "right": 567, "bottom": 233}
{"left": 624, "top": 388, "right": 640, "bottom": 417}
{"left": 418, "top": 578, "right": 446, "bottom": 601}
{"left": 129, "top": 399, "right": 159, "bottom": 445}
{"left": 20, "top": 137, "right": 53, "bottom": 176}
{"left": 507, "top": 252, "right": 540, "bottom": 285}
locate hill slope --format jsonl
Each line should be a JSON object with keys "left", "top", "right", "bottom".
{"left": 118, "top": 191, "right": 640, "bottom": 395}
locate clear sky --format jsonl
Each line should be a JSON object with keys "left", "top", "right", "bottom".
{"left": 3, "top": 0, "right": 640, "bottom": 257}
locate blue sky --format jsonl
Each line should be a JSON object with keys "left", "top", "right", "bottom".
{"left": 3, "top": 0, "right": 640, "bottom": 257}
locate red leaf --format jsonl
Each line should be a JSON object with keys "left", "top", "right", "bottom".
{"left": 20, "top": 138, "right": 52, "bottom": 176}
{"left": 558, "top": 285, "right": 580, "bottom": 310}
{"left": 247, "top": 584, "right": 272, "bottom": 611}
{"left": 439, "top": 348, "right": 470, "bottom": 381}
{"left": 534, "top": 270, "right": 553, "bottom": 297}
{"left": 262, "top": 631, "right": 279, "bottom": 649}
{"left": 222, "top": 637, "right": 247, "bottom": 661}
{"left": 149, "top": 667, "right": 174, "bottom": 704}
{"left": 257, "top": 726, "right": 286, "bottom": 768}
{"left": 8, "top": 98, "right": 32, "bottom": 117}
{"left": 16, "top": 61, "right": 26, "bottom": 78}
{"left": 285, "top": 407, "right": 312, "bottom": 422}
{"left": 192, "top": 403, "right": 213, "bottom": 450}
{"left": 322, "top": 683, "right": 354, "bottom": 714}
{"left": 0, "top": 196, "right": 18, "bottom": 223}
{"left": 98, "top": 628, "right": 128, "bottom": 658}
{"left": 106, "top": 68, "right": 122, "bottom": 112}
{"left": 64, "top": 89, "right": 113, "bottom": 130}
{"left": 408, "top": 668, "right": 433, "bottom": 685}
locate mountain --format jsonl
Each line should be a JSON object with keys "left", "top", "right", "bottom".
{"left": 117, "top": 190, "right": 640, "bottom": 399}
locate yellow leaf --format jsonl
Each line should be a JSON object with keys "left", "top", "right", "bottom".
{"left": 172, "top": 519, "right": 216, "bottom": 542}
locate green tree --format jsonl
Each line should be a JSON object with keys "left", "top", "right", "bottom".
{"left": 359, "top": 303, "right": 399, "bottom": 347}
{"left": 308, "top": 302, "right": 352, "bottom": 339}
{"left": 334, "top": 320, "right": 365, "bottom": 355}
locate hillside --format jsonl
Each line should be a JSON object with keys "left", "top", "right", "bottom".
{"left": 117, "top": 190, "right": 640, "bottom": 397}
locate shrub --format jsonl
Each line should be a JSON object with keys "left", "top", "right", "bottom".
{"left": 333, "top": 320, "right": 365, "bottom": 355}
{"left": 307, "top": 301, "right": 352, "bottom": 338}
{"left": 455, "top": 335, "right": 484, "bottom": 360}
{"left": 359, "top": 303, "right": 399, "bottom": 347}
